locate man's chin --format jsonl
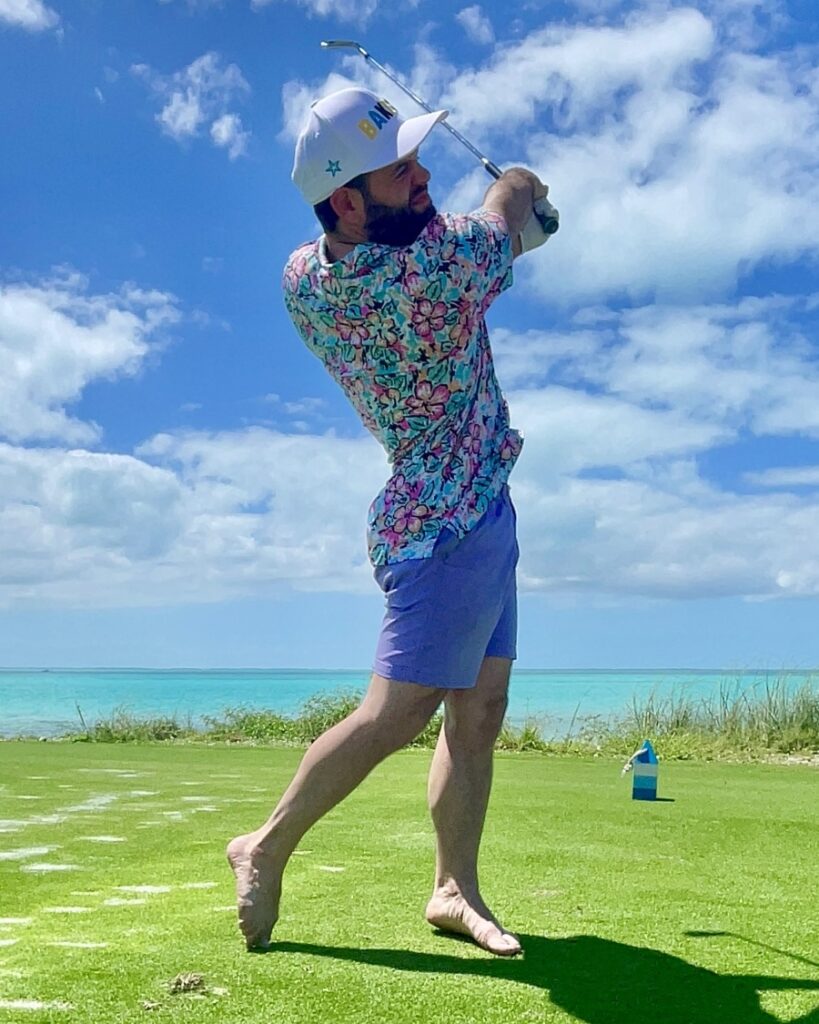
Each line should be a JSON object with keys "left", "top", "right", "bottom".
{"left": 366, "top": 202, "right": 437, "bottom": 246}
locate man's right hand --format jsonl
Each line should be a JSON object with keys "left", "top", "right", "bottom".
{"left": 483, "top": 167, "right": 550, "bottom": 258}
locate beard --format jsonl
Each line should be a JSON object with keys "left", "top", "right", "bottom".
{"left": 364, "top": 192, "right": 437, "bottom": 247}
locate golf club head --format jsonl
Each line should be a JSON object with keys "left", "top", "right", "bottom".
{"left": 320, "top": 40, "right": 367, "bottom": 55}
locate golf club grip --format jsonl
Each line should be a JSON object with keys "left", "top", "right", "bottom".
{"left": 485, "top": 163, "right": 559, "bottom": 235}
{"left": 537, "top": 211, "right": 560, "bottom": 235}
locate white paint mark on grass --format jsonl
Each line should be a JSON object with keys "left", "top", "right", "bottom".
{"left": 11, "top": 796, "right": 43, "bottom": 801}
{"left": 30, "top": 814, "right": 67, "bottom": 826}
{"left": 0, "top": 939, "right": 19, "bottom": 947}
{"left": 22, "top": 863, "right": 79, "bottom": 873}
{"left": 65, "top": 795, "right": 118, "bottom": 813}
{"left": 191, "top": 806, "right": 219, "bottom": 813}
{"left": 179, "top": 781, "right": 204, "bottom": 786}
{"left": 0, "top": 846, "right": 56, "bottom": 861}
{"left": 0, "top": 822, "right": 25, "bottom": 833}
{"left": 77, "top": 769, "right": 148, "bottom": 777}
{"left": 78, "top": 836, "right": 126, "bottom": 843}
{"left": 317, "top": 866, "right": 345, "bottom": 873}
{"left": 292, "top": 850, "right": 312, "bottom": 856}
{"left": 211, "top": 906, "right": 237, "bottom": 912}
{"left": 128, "top": 790, "right": 158, "bottom": 797}
{"left": 70, "top": 891, "right": 102, "bottom": 897}
{"left": 42, "top": 907, "right": 93, "bottom": 914}
{"left": 56, "top": 785, "right": 75, "bottom": 790}
{"left": 181, "top": 882, "right": 217, "bottom": 890}
{"left": 0, "top": 918, "right": 32, "bottom": 926}
{"left": 49, "top": 941, "right": 108, "bottom": 949}
{"left": 103, "top": 897, "right": 145, "bottom": 906}
{"left": 115, "top": 885, "right": 170, "bottom": 894}
{"left": 25, "top": 776, "right": 50, "bottom": 781}
{"left": 0, "top": 1000, "right": 73, "bottom": 1011}
{"left": 180, "top": 796, "right": 217, "bottom": 802}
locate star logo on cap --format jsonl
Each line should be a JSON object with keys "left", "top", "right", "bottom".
{"left": 326, "top": 160, "right": 342, "bottom": 177}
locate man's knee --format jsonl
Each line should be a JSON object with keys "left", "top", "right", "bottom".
{"left": 446, "top": 690, "right": 509, "bottom": 749}
{"left": 361, "top": 679, "right": 443, "bottom": 751}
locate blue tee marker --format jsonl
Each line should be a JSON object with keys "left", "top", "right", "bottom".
{"left": 621, "top": 740, "right": 659, "bottom": 801}
{"left": 631, "top": 739, "right": 659, "bottom": 801}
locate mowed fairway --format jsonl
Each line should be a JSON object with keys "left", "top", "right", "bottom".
{"left": 0, "top": 742, "right": 817, "bottom": 1023}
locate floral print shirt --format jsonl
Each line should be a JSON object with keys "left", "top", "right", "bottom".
{"left": 282, "top": 209, "right": 523, "bottom": 566}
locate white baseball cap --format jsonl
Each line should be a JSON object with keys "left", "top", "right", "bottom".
{"left": 292, "top": 87, "right": 448, "bottom": 205}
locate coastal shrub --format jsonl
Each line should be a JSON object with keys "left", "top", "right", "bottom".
{"left": 201, "top": 707, "right": 300, "bottom": 744}
{"left": 62, "top": 676, "right": 819, "bottom": 761}
{"left": 597, "top": 678, "right": 819, "bottom": 760}
{"left": 73, "top": 706, "right": 190, "bottom": 743}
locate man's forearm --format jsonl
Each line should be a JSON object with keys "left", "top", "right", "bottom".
{"left": 483, "top": 169, "right": 538, "bottom": 237}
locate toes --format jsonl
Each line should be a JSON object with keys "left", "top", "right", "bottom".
{"left": 489, "top": 932, "right": 522, "bottom": 956}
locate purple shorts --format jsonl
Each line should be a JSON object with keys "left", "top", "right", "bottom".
{"left": 372, "top": 487, "right": 519, "bottom": 689}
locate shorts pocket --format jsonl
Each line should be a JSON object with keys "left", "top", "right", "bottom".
{"left": 431, "top": 526, "right": 480, "bottom": 571}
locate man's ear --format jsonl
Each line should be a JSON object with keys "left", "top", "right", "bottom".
{"left": 329, "top": 185, "right": 365, "bottom": 228}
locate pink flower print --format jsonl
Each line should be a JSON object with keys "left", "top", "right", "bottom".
{"left": 406, "top": 380, "right": 450, "bottom": 421}
{"left": 500, "top": 434, "right": 520, "bottom": 461}
{"left": 384, "top": 475, "right": 407, "bottom": 509}
{"left": 449, "top": 314, "right": 474, "bottom": 350}
{"left": 393, "top": 499, "right": 431, "bottom": 536}
{"left": 411, "top": 299, "right": 447, "bottom": 339}
{"left": 463, "top": 422, "right": 483, "bottom": 456}
{"left": 283, "top": 260, "right": 304, "bottom": 292}
{"left": 405, "top": 268, "right": 423, "bottom": 292}
{"left": 368, "top": 313, "right": 407, "bottom": 360}
{"left": 335, "top": 312, "right": 370, "bottom": 344}
{"left": 376, "top": 386, "right": 409, "bottom": 429}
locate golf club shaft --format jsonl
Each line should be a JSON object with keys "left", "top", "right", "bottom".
{"left": 321, "top": 40, "right": 558, "bottom": 236}
{"left": 321, "top": 40, "right": 504, "bottom": 179}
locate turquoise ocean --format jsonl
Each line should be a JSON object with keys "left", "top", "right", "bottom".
{"left": 1, "top": 668, "right": 813, "bottom": 738}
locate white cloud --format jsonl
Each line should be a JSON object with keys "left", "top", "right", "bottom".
{"left": 3, "top": 288, "right": 819, "bottom": 607}
{"left": 0, "top": 444, "right": 186, "bottom": 601}
{"left": 132, "top": 52, "right": 251, "bottom": 157}
{"left": 252, "top": 0, "right": 379, "bottom": 22}
{"left": 210, "top": 113, "right": 250, "bottom": 159}
{"left": 0, "top": 423, "right": 387, "bottom": 607}
{"left": 0, "top": 272, "right": 179, "bottom": 445}
{"left": 745, "top": 467, "right": 819, "bottom": 488}
{"left": 0, "top": 0, "right": 58, "bottom": 31}
{"left": 279, "top": 72, "right": 358, "bottom": 143}
{"left": 416, "top": 7, "right": 819, "bottom": 302}
{"left": 456, "top": 5, "right": 495, "bottom": 45}
{"left": 510, "top": 471, "right": 819, "bottom": 599}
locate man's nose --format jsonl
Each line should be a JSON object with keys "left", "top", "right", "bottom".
{"left": 413, "top": 161, "right": 431, "bottom": 187}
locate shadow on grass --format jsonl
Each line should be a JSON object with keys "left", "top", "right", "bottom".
{"left": 271, "top": 933, "right": 819, "bottom": 1024}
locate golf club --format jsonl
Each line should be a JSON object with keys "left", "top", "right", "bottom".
{"left": 320, "top": 39, "right": 559, "bottom": 238}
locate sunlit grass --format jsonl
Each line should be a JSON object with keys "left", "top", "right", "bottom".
{"left": 0, "top": 742, "right": 816, "bottom": 1023}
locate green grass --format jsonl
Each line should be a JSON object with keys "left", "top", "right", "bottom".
{"left": 0, "top": 743, "right": 817, "bottom": 1023}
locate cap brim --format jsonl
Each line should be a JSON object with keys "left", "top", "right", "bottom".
{"left": 358, "top": 108, "right": 448, "bottom": 177}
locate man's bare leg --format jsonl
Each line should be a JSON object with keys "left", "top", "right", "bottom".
{"left": 425, "top": 656, "right": 521, "bottom": 955}
{"left": 227, "top": 674, "right": 444, "bottom": 949}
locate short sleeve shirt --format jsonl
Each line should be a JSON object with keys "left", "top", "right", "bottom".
{"left": 282, "top": 209, "right": 523, "bottom": 567}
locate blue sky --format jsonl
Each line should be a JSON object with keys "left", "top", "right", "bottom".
{"left": 1, "top": 0, "right": 818, "bottom": 670}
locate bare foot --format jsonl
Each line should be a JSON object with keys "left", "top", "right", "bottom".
{"left": 226, "top": 834, "right": 283, "bottom": 950}
{"left": 425, "top": 887, "right": 522, "bottom": 956}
